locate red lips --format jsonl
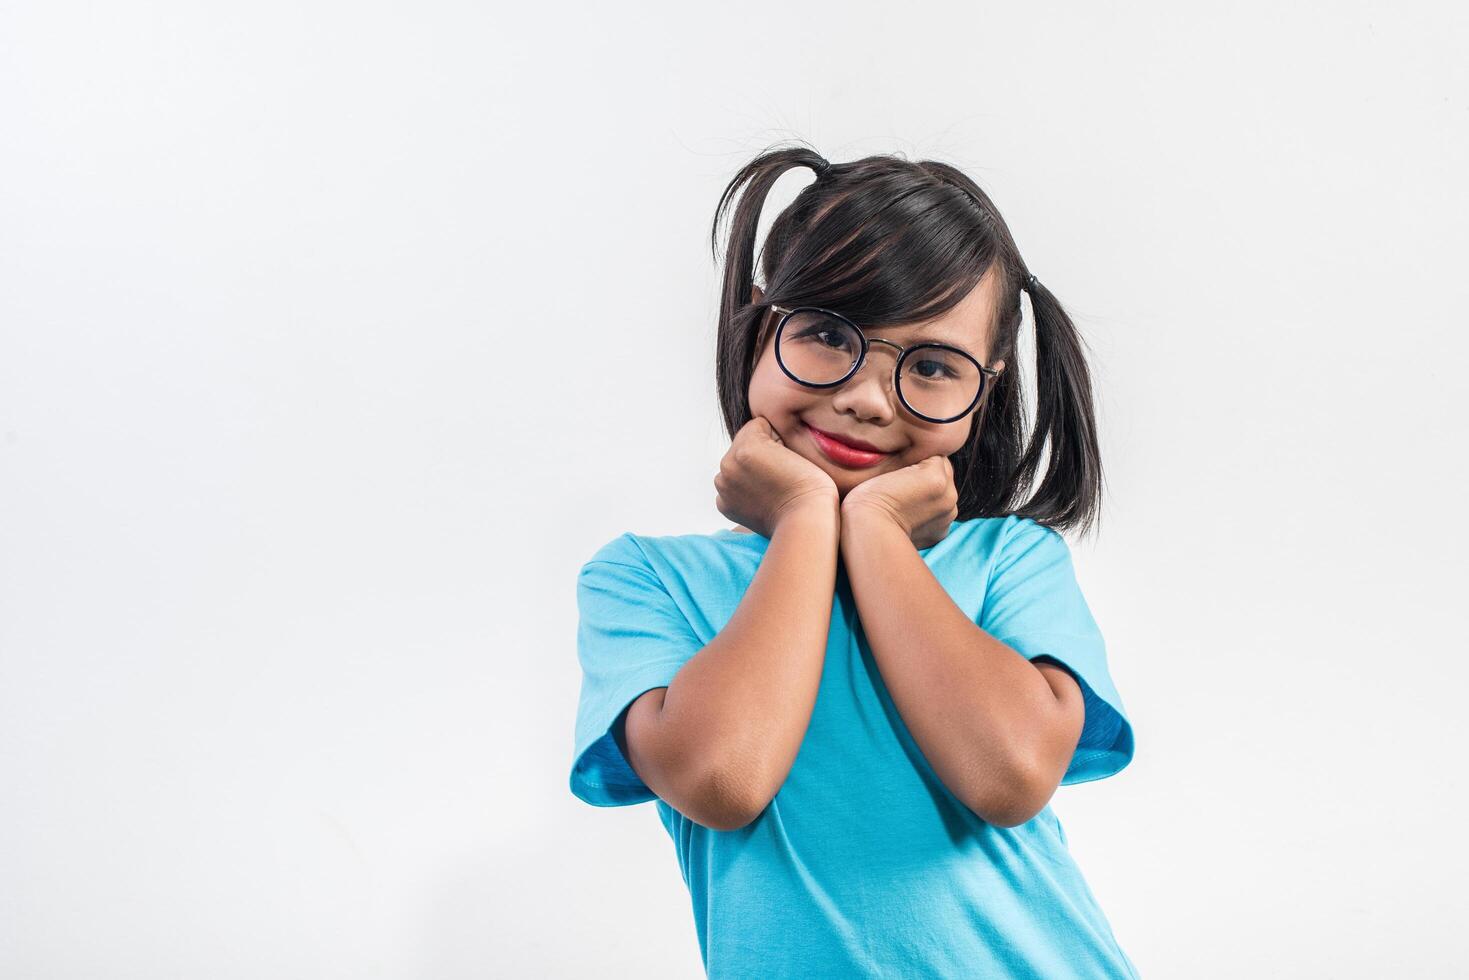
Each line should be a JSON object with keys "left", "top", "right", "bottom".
{"left": 804, "top": 423, "right": 888, "bottom": 453}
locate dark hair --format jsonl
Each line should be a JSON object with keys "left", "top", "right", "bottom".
{"left": 710, "top": 142, "right": 1104, "bottom": 539}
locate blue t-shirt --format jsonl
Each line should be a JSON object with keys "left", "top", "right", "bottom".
{"left": 570, "top": 514, "right": 1138, "bottom": 978}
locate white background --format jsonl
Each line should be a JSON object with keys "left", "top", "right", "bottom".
{"left": 3, "top": 2, "right": 1466, "bottom": 976}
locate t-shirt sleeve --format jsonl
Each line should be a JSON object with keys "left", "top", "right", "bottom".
{"left": 978, "top": 519, "right": 1134, "bottom": 785}
{"left": 570, "top": 534, "right": 704, "bottom": 807}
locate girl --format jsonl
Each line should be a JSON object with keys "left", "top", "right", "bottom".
{"left": 570, "top": 145, "right": 1138, "bottom": 978}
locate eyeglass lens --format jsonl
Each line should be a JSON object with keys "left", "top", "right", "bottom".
{"left": 777, "top": 310, "right": 982, "bottom": 421}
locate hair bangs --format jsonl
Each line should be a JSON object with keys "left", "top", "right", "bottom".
{"left": 764, "top": 174, "right": 1002, "bottom": 328}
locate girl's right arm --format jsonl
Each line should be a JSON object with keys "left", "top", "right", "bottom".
{"left": 616, "top": 417, "right": 840, "bottom": 831}
{"left": 620, "top": 502, "right": 838, "bottom": 830}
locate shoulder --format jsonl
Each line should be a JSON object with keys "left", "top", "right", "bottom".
{"left": 986, "top": 516, "right": 1084, "bottom": 591}
{"left": 581, "top": 528, "right": 754, "bottom": 577}
{"left": 575, "top": 534, "right": 681, "bottom": 616}
{"left": 943, "top": 513, "right": 1057, "bottom": 552}
{"left": 584, "top": 531, "right": 648, "bottom": 569}
{"left": 942, "top": 514, "right": 1071, "bottom": 574}
{"left": 1000, "top": 514, "right": 1067, "bottom": 550}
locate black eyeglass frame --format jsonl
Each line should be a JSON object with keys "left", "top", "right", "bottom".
{"left": 766, "top": 304, "right": 1001, "bottom": 424}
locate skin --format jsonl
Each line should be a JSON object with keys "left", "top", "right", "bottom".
{"left": 710, "top": 268, "right": 1088, "bottom": 826}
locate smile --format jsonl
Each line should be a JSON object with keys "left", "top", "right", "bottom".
{"left": 802, "top": 422, "right": 893, "bottom": 468}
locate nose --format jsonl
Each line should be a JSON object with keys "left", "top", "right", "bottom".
{"left": 829, "top": 341, "right": 901, "bottom": 420}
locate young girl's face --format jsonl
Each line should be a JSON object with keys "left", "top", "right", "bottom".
{"left": 747, "top": 270, "right": 1007, "bottom": 500}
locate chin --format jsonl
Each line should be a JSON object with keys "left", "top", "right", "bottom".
{"left": 831, "top": 468, "right": 880, "bottom": 499}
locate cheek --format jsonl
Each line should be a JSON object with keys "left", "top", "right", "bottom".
{"left": 902, "top": 425, "right": 971, "bottom": 466}
{"left": 746, "top": 353, "right": 805, "bottom": 423}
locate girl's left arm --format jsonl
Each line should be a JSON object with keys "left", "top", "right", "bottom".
{"left": 839, "top": 506, "right": 1086, "bottom": 828}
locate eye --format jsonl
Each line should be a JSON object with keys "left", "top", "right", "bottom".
{"left": 792, "top": 324, "right": 857, "bottom": 352}
{"left": 911, "top": 358, "right": 958, "bottom": 380}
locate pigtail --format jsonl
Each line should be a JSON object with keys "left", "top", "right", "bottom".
{"left": 711, "top": 144, "right": 828, "bottom": 438}
{"left": 1006, "top": 276, "right": 1105, "bottom": 539}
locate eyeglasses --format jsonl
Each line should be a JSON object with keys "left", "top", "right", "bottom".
{"left": 765, "top": 304, "right": 1000, "bottom": 424}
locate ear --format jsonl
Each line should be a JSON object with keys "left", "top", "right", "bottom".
{"left": 751, "top": 284, "right": 765, "bottom": 304}
{"left": 991, "top": 359, "right": 1005, "bottom": 374}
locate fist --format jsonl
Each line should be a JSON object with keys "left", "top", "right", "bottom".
{"left": 714, "top": 417, "right": 838, "bottom": 539}
{"left": 841, "top": 454, "right": 959, "bottom": 550}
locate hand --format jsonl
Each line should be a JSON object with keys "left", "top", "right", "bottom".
{"left": 841, "top": 454, "right": 959, "bottom": 551}
{"left": 715, "top": 417, "right": 839, "bottom": 539}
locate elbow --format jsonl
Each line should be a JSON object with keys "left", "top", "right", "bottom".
{"left": 968, "top": 754, "right": 1057, "bottom": 829}
{"left": 703, "top": 805, "right": 764, "bottom": 833}
{"left": 977, "top": 799, "right": 1045, "bottom": 830}
{"left": 651, "top": 701, "right": 769, "bottom": 831}
{"left": 689, "top": 755, "right": 771, "bottom": 832}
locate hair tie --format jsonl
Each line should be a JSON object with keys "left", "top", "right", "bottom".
{"left": 812, "top": 158, "right": 832, "bottom": 178}
{"left": 1026, "top": 274, "right": 1040, "bottom": 293}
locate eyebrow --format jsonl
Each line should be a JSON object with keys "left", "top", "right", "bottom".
{"left": 861, "top": 323, "right": 981, "bottom": 358}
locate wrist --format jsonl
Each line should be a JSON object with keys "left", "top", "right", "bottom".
{"left": 772, "top": 492, "right": 841, "bottom": 536}
{"left": 840, "top": 497, "right": 905, "bottom": 533}
{"left": 839, "top": 502, "right": 911, "bottom": 551}
{"left": 839, "top": 505, "right": 914, "bottom": 571}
